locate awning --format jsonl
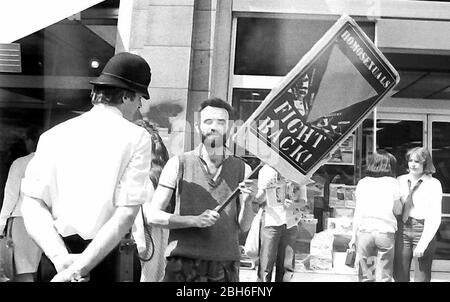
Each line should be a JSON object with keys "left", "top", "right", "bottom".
{"left": 0, "top": 0, "right": 104, "bottom": 43}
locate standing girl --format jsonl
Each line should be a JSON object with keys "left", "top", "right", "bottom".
{"left": 349, "top": 150, "right": 402, "bottom": 282}
{"left": 134, "top": 119, "right": 170, "bottom": 282}
{"left": 394, "top": 147, "right": 442, "bottom": 282}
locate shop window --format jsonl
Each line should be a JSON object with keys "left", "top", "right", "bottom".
{"left": 375, "top": 119, "right": 424, "bottom": 176}
{"left": 0, "top": 0, "right": 118, "bottom": 205}
{"left": 232, "top": 88, "right": 270, "bottom": 121}
{"left": 432, "top": 122, "right": 450, "bottom": 194}
{"left": 234, "top": 17, "right": 374, "bottom": 76}
{"left": 430, "top": 119, "right": 450, "bottom": 259}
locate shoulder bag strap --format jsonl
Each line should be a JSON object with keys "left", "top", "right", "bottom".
{"left": 236, "top": 160, "right": 247, "bottom": 218}
{"left": 139, "top": 155, "right": 185, "bottom": 262}
{"left": 138, "top": 205, "right": 154, "bottom": 262}
{"left": 174, "top": 155, "right": 184, "bottom": 215}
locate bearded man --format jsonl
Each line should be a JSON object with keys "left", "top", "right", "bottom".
{"left": 146, "top": 97, "right": 257, "bottom": 282}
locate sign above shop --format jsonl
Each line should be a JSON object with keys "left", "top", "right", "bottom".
{"left": 0, "top": 43, "right": 21, "bottom": 73}
{"left": 234, "top": 14, "right": 400, "bottom": 184}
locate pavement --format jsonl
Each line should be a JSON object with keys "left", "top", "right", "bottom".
{"left": 239, "top": 252, "right": 450, "bottom": 282}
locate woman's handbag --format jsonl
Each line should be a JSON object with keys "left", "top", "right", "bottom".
{"left": 244, "top": 208, "right": 263, "bottom": 259}
{"left": 117, "top": 230, "right": 138, "bottom": 282}
{"left": 0, "top": 218, "right": 15, "bottom": 282}
{"left": 345, "top": 246, "right": 356, "bottom": 268}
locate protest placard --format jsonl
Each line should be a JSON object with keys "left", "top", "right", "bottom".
{"left": 233, "top": 14, "right": 400, "bottom": 184}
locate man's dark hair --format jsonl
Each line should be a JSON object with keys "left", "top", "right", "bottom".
{"left": 91, "top": 86, "right": 136, "bottom": 106}
{"left": 198, "top": 97, "right": 234, "bottom": 120}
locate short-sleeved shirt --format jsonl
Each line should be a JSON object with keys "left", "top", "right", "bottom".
{"left": 355, "top": 176, "right": 400, "bottom": 233}
{"left": 0, "top": 153, "right": 34, "bottom": 232}
{"left": 21, "top": 104, "right": 152, "bottom": 240}
{"left": 257, "top": 164, "right": 307, "bottom": 228}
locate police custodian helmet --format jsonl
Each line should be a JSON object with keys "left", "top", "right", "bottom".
{"left": 90, "top": 52, "right": 151, "bottom": 99}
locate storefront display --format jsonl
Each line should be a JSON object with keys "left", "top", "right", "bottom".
{"left": 328, "top": 135, "right": 355, "bottom": 165}
{"left": 309, "top": 231, "right": 334, "bottom": 270}
{"left": 329, "top": 184, "right": 356, "bottom": 208}
{"left": 325, "top": 184, "right": 356, "bottom": 238}
{"left": 229, "top": 0, "right": 450, "bottom": 272}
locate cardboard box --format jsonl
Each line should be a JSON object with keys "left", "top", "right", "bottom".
{"left": 326, "top": 217, "right": 353, "bottom": 236}
{"left": 329, "top": 198, "right": 346, "bottom": 208}
{"left": 309, "top": 256, "right": 333, "bottom": 271}
{"left": 309, "top": 231, "right": 334, "bottom": 270}
{"left": 345, "top": 199, "right": 356, "bottom": 208}
{"left": 297, "top": 218, "right": 318, "bottom": 240}
{"left": 333, "top": 207, "right": 355, "bottom": 218}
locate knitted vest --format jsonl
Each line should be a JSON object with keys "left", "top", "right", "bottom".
{"left": 165, "top": 149, "right": 246, "bottom": 261}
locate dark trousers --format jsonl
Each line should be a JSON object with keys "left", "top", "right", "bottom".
{"left": 163, "top": 256, "right": 240, "bottom": 282}
{"left": 37, "top": 234, "right": 141, "bottom": 282}
{"left": 394, "top": 217, "right": 436, "bottom": 282}
{"left": 257, "top": 215, "right": 298, "bottom": 282}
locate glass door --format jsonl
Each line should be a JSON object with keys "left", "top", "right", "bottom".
{"left": 374, "top": 112, "right": 427, "bottom": 176}
{"left": 428, "top": 115, "right": 450, "bottom": 209}
{"left": 428, "top": 115, "right": 450, "bottom": 258}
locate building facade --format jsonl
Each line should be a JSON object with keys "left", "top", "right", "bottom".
{"left": 125, "top": 0, "right": 450, "bottom": 255}
{"left": 1, "top": 0, "right": 450, "bottom": 257}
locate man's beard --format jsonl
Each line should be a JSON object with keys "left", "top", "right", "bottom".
{"left": 201, "top": 132, "right": 227, "bottom": 149}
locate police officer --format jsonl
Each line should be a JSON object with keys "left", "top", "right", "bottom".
{"left": 21, "top": 52, "right": 153, "bottom": 282}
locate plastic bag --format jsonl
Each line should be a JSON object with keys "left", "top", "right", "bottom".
{"left": 244, "top": 208, "right": 263, "bottom": 259}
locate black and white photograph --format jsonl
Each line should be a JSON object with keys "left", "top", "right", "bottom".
{"left": 1, "top": 0, "right": 450, "bottom": 292}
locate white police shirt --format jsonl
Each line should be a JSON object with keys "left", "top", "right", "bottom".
{"left": 21, "top": 104, "right": 152, "bottom": 240}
